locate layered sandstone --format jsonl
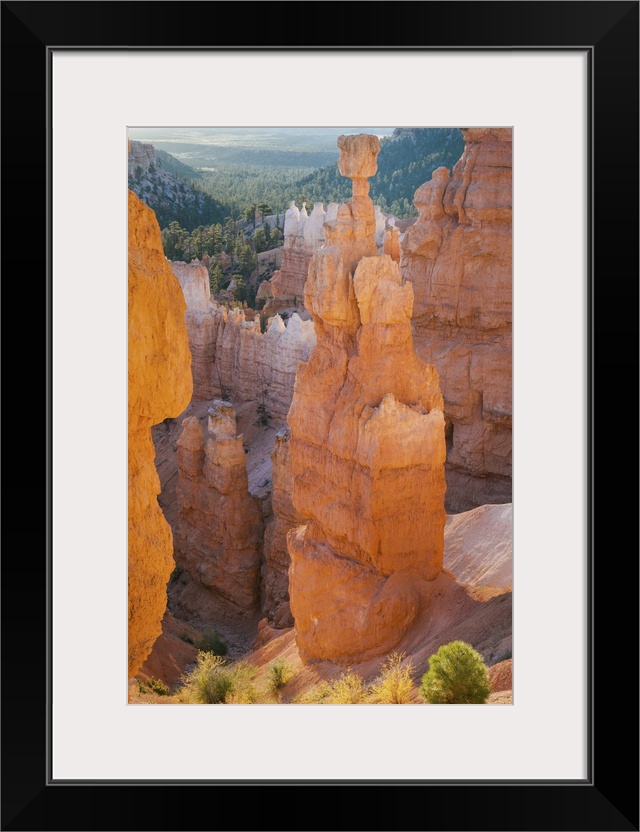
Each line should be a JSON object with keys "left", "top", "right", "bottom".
{"left": 170, "top": 261, "right": 219, "bottom": 400}
{"left": 175, "top": 401, "right": 264, "bottom": 618}
{"left": 444, "top": 503, "right": 512, "bottom": 588}
{"left": 401, "top": 128, "right": 512, "bottom": 511}
{"left": 269, "top": 201, "right": 329, "bottom": 303}
{"left": 169, "top": 274, "right": 316, "bottom": 421}
{"left": 215, "top": 310, "right": 316, "bottom": 422}
{"left": 128, "top": 190, "right": 192, "bottom": 678}
{"left": 269, "top": 198, "right": 398, "bottom": 307}
{"left": 287, "top": 134, "right": 447, "bottom": 664}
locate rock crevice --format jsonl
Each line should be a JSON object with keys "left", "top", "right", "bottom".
{"left": 175, "top": 401, "right": 264, "bottom": 619}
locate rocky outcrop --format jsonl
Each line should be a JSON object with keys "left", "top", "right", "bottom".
{"left": 128, "top": 190, "right": 192, "bottom": 678}
{"left": 444, "top": 503, "right": 512, "bottom": 588}
{"left": 175, "top": 401, "right": 264, "bottom": 619}
{"left": 169, "top": 272, "right": 316, "bottom": 420}
{"left": 488, "top": 658, "right": 512, "bottom": 692}
{"left": 170, "top": 261, "right": 220, "bottom": 401}
{"left": 128, "top": 141, "right": 224, "bottom": 231}
{"left": 287, "top": 134, "right": 447, "bottom": 664}
{"left": 269, "top": 198, "right": 399, "bottom": 308}
{"left": 269, "top": 201, "right": 330, "bottom": 303}
{"left": 401, "top": 128, "right": 512, "bottom": 511}
{"left": 261, "top": 427, "right": 300, "bottom": 628}
{"left": 128, "top": 140, "right": 157, "bottom": 178}
{"left": 216, "top": 310, "right": 316, "bottom": 421}
{"left": 383, "top": 223, "right": 401, "bottom": 263}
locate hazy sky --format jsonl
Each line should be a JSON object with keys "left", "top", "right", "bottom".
{"left": 127, "top": 126, "right": 395, "bottom": 150}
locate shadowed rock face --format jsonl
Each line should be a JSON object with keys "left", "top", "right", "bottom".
{"left": 287, "top": 134, "right": 447, "bottom": 665}
{"left": 128, "top": 190, "right": 192, "bottom": 678}
{"left": 401, "top": 128, "right": 512, "bottom": 511}
{"left": 175, "top": 401, "right": 264, "bottom": 619}
{"left": 261, "top": 427, "right": 300, "bottom": 629}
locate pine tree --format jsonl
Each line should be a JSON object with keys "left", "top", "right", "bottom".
{"left": 209, "top": 263, "right": 224, "bottom": 296}
{"left": 420, "top": 641, "right": 491, "bottom": 704}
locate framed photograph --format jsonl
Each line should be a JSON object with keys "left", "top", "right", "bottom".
{"left": 3, "top": 1, "right": 637, "bottom": 830}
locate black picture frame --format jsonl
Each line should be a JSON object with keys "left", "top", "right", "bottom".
{"left": 2, "top": 2, "right": 638, "bottom": 830}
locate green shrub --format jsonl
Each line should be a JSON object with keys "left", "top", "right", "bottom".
{"left": 328, "top": 670, "right": 369, "bottom": 704}
{"left": 267, "top": 658, "right": 294, "bottom": 693}
{"left": 136, "top": 676, "right": 170, "bottom": 697}
{"left": 291, "top": 683, "right": 331, "bottom": 704}
{"left": 370, "top": 652, "right": 414, "bottom": 704}
{"left": 195, "top": 629, "right": 228, "bottom": 656}
{"left": 226, "top": 662, "right": 259, "bottom": 704}
{"left": 146, "top": 677, "right": 170, "bottom": 696}
{"left": 420, "top": 641, "right": 491, "bottom": 704}
{"left": 181, "top": 653, "right": 259, "bottom": 704}
{"left": 177, "top": 629, "right": 194, "bottom": 645}
{"left": 182, "top": 652, "right": 235, "bottom": 703}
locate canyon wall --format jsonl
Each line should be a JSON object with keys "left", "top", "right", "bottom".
{"left": 128, "top": 190, "right": 192, "bottom": 678}
{"left": 287, "top": 135, "right": 447, "bottom": 664}
{"left": 261, "top": 427, "right": 300, "bottom": 628}
{"left": 171, "top": 256, "right": 310, "bottom": 412}
{"left": 401, "top": 128, "right": 512, "bottom": 511}
{"left": 170, "top": 260, "right": 316, "bottom": 422}
{"left": 174, "top": 401, "right": 264, "bottom": 620}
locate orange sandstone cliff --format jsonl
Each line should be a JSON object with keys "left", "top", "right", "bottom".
{"left": 401, "top": 128, "right": 512, "bottom": 510}
{"left": 128, "top": 190, "right": 192, "bottom": 678}
{"left": 287, "top": 135, "right": 447, "bottom": 664}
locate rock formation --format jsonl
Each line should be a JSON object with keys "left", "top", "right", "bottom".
{"left": 269, "top": 198, "right": 398, "bottom": 308}
{"left": 169, "top": 270, "right": 316, "bottom": 421}
{"left": 215, "top": 310, "right": 316, "bottom": 422}
{"left": 287, "top": 134, "right": 447, "bottom": 664}
{"left": 170, "top": 261, "right": 219, "bottom": 400}
{"left": 444, "top": 503, "right": 512, "bottom": 588}
{"left": 128, "top": 140, "right": 157, "bottom": 178}
{"left": 401, "top": 128, "right": 512, "bottom": 510}
{"left": 128, "top": 190, "right": 192, "bottom": 678}
{"left": 175, "top": 400, "right": 264, "bottom": 619}
{"left": 383, "top": 223, "right": 401, "bottom": 263}
{"left": 487, "top": 658, "right": 512, "bottom": 693}
{"left": 269, "top": 201, "right": 329, "bottom": 304}
{"left": 261, "top": 427, "right": 301, "bottom": 628}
